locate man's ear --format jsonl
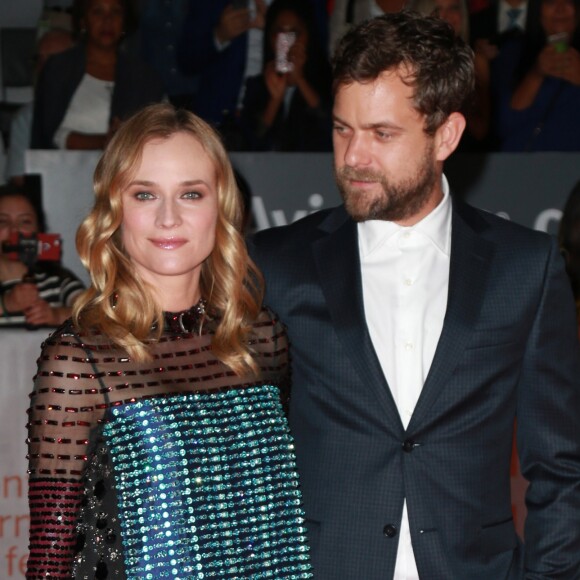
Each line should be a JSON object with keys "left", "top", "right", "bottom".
{"left": 434, "top": 112, "right": 466, "bottom": 162}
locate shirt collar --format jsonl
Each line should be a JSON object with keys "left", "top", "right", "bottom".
{"left": 358, "top": 174, "right": 452, "bottom": 258}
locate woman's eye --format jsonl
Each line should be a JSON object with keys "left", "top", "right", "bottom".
{"left": 134, "top": 191, "right": 154, "bottom": 200}
{"left": 182, "top": 191, "right": 201, "bottom": 199}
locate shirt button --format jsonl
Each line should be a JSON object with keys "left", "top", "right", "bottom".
{"left": 402, "top": 231, "right": 411, "bottom": 238}
{"left": 404, "top": 342, "right": 414, "bottom": 351}
{"left": 383, "top": 524, "right": 397, "bottom": 537}
{"left": 404, "top": 278, "right": 413, "bottom": 286}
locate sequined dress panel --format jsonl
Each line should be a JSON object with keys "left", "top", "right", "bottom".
{"left": 27, "top": 306, "right": 312, "bottom": 579}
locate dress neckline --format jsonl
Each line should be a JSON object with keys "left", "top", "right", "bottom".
{"left": 163, "top": 299, "right": 207, "bottom": 334}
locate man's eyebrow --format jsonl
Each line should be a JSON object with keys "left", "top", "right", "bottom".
{"left": 332, "top": 114, "right": 403, "bottom": 132}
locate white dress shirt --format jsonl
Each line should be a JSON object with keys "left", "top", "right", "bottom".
{"left": 358, "top": 176, "right": 452, "bottom": 580}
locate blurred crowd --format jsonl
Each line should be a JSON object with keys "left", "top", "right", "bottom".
{"left": 1, "top": 0, "right": 579, "bottom": 187}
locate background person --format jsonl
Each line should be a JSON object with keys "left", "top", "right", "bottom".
{"left": 5, "top": 28, "right": 74, "bottom": 184}
{"left": 31, "top": 0, "right": 164, "bottom": 150}
{"left": 177, "top": 0, "right": 270, "bottom": 134}
{"left": 250, "top": 12, "right": 580, "bottom": 579}
{"left": 329, "top": 0, "right": 407, "bottom": 52}
{"left": 500, "top": 0, "right": 580, "bottom": 150}
{"left": 0, "top": 184, "right": 84, "bottom": 326}
{"left": 26, "top": 103, "right": 312, "bottom": 578}
{"left": 404, "top": 0, "right": 493, "bottom": 148}
{"left": 240, "top": 0, "right": 333, "bottom": 151}
{"left": 469, "top": 0, "right": 531, "bottom": 149}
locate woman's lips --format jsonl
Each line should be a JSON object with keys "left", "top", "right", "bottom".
{"left": 149, "top": 238, "right": 187, "bottom": 250}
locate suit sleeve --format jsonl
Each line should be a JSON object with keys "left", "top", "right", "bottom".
{"left": 516, "top": 237, "right": 580, "bottom": 578}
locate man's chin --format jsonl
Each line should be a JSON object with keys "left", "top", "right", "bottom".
{"left": 343, "top": 198, "right": 382, "bottom": 222}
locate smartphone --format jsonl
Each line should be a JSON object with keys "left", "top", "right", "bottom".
{"left": 275, "top": 31, "right": 296, "bottom": 74}
{"left": 548, "top": 32, "right": 568, "bottom": 53}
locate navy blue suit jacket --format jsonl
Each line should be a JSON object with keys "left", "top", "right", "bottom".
{"left": 250, "top": 200, "right": 580, "bottom": 579}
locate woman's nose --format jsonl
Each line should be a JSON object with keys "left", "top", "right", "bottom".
{"left": 156, "top": 199, "right": 182, "bottom": 228}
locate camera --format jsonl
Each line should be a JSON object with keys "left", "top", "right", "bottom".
{"left": 1, "top": 232, "right": 62, "bottom": 267}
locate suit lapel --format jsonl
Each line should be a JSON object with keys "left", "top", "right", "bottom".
{"left": 408, "top": 203, "right": 495, "bottom": 432}
{"left": 312, "top": 208, "right": 404, "bottom": 433}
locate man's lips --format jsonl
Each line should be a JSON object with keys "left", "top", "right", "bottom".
{"left": 349, "top": 179, "right": 378, "bottom": 187}
{"left": 149, "top": 238, "right": 187, "bottom": 250}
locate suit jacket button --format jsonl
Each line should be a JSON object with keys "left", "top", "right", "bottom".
{"left": 402, "top": 439, "right": 415, "bottom": 452}
{"left": 383, "top": 524, "right": 397, "bottom": 538}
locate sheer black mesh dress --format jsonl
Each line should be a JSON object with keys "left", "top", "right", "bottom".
{"left": 27, "top": 304, "right": 312, "bottom": 579}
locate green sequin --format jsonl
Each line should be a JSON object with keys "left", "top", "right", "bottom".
{"left": 104, "top": 386, "right": 312, "bottom": 579}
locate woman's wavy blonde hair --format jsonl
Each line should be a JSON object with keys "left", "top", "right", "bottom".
{"left": 73, "top": 103, "right": 264, "bottom": 376}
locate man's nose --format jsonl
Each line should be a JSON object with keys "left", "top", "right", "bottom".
{"left": 343, "top": 133, "right": 372, "bottom": 167}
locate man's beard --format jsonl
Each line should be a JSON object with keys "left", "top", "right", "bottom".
{"left": 334, "top": 145, "right": 438, "bottom": 223}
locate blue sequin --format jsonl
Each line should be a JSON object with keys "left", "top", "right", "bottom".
{"left": 104, "top": 386, "right": 312, "bottom": 579}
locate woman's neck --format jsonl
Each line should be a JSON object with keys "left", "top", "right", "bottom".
{"left": 85, "top": 44, "right": 117, "bottom": 81}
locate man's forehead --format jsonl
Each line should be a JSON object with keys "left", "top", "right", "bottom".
{"left": 335, "top": 64, "right": 416, "bottom": 91}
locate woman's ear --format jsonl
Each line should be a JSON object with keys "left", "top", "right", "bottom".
{"left": 434, "top": 112, "right": 466, "bottom": 161}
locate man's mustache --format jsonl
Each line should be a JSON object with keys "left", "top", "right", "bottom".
{"left": 337, "top": 166, "right": 384, "bottom": 182}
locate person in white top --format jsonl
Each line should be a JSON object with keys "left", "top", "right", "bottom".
{"left": 31, "top": 0, "right": 164, "bottom": 150}
{"left": 250, "top": 11, "right": 580, "bottom": 579}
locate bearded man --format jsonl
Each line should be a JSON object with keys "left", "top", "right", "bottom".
{"left": 249, "top": 11, "right": 580, "bottom": 580}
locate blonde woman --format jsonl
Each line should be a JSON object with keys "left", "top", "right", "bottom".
{"left": 26, "top": 103, "right": 312, "bottom": 579}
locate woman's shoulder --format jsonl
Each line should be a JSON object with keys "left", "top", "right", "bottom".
{"left": 251, "top": 305, "right": 285, "bottom": 332}
{"left": 247, "top": 306, "right": 287, "bottom": 349}
{"left": 41, "top": 318, "right": 123, "bottom": 355}
{"left": 42, "top": 44, "right": 84, "bottom": 74}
